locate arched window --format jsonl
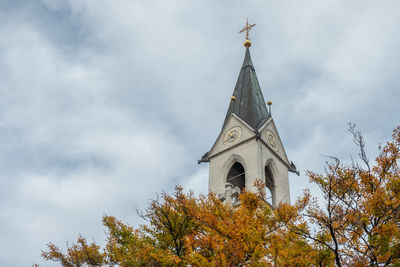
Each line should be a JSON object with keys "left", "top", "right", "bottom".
{"left": 226, "top": 162, "right": 245, "bottom": 191}
{"left": 265, "top": 166, "right": 275, "bottom": 206}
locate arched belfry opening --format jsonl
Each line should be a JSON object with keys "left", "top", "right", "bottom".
{"left": 265, "top": 166, "right": 275, "bottom": 206}
{"left": 226, "top": 162, "right": 245, "bottom": 191}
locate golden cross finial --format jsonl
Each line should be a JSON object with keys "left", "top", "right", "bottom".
{"left": 239, "top": 19, "right": 256, "bottom": 41}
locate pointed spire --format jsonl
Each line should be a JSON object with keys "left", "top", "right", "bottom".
{"left": 241, "top": 47, "right": 254, "bottom": 69}
{"left": 223, "top": 47, "right": 269, "bottom": 130}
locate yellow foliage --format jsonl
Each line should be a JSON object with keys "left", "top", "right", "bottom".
{"left": 40, "top": 126, "right": 400, "bottom": 266}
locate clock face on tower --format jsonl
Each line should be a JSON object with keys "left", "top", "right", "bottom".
{"left": 223, "top": 126, "right": 242, "bottom": 145}
{"left": 266, "top": 129, "right": 279, "bottom": 152}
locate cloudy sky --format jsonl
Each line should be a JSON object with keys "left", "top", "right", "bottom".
{"left": 1, "top": 0, "right": 399, "bottom": 265}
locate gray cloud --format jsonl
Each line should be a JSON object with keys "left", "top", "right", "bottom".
{"left": 0, "top": 0, "right": 399, "bottom": 265}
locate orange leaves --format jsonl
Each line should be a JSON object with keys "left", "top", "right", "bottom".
{"left": 181, "top": 187, "right": 320, "bottom": 266}
{"left": 41, "top": 126, "right": 400, "bottom": 266}
{"left": 294, "top": 125, "right": 400, "bottom": 266}
{"left": 184, "top": 190, "right": 269, "bottom": 266}
{"left": 42, "top": 236, "right": 105, "bottom": 266}
{"left": 41, "top": 185, "right": 319, "bottom": 266}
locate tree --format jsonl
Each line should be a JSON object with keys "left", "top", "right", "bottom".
{"left": 183, "top": 181, "right": 325, "bottom": 266}
{"left": 287, "top": 125, "right": 400, "bottom": 266}
{"left": 41, "top": 125, "right": 400, "bottom": 266}
{"left": 41, "top": 184, "right": 322, "bottom": 266}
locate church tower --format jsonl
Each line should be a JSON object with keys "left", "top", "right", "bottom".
{"left": 199, "top": 21, "right": 298, "bottom": 207}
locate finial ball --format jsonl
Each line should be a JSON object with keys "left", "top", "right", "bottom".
{"left": 231, "top": 96, "right": 236, "bottom": 101}
{"left": 267, "top": 100, "right": 272, "bottom": 106}
{"left": 243, "top": 39, "right": 252, "bottom": 48}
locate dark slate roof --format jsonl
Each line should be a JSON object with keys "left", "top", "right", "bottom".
{"left": 223, "top": 48, "right": 269, "bottom": 130}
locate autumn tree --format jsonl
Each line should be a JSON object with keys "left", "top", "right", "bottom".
{"left": 41, "top": 184, "right": 323, "bottom": 266}
{"left": 41, "top": 125, "right": 400, "bottom": 266}
{"left": 43, "top": 188, "right": 199, "bottom": 266}
{"left": 183, "top": 181, "right": 327, "bottom": 266}
{"left": 287, "top": 125, "right": 400, "bottom": 266}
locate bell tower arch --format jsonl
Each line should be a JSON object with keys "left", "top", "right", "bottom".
{"left": 264, "top": 164, "right": 275, "bottom": 206}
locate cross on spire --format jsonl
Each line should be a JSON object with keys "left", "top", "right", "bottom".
{"left": 239, "top": 19, "right": 256, "bottom": 40}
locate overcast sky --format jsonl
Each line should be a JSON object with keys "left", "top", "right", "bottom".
{"left": 1, "top": 0, "right": 400, "bottom": 266}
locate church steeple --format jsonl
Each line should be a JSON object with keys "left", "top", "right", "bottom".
{"left": 223, "top": 47, "right": 269, "bottom": 130}
{"left": 200, "top": 21, "right": 296, "bottom": 207}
